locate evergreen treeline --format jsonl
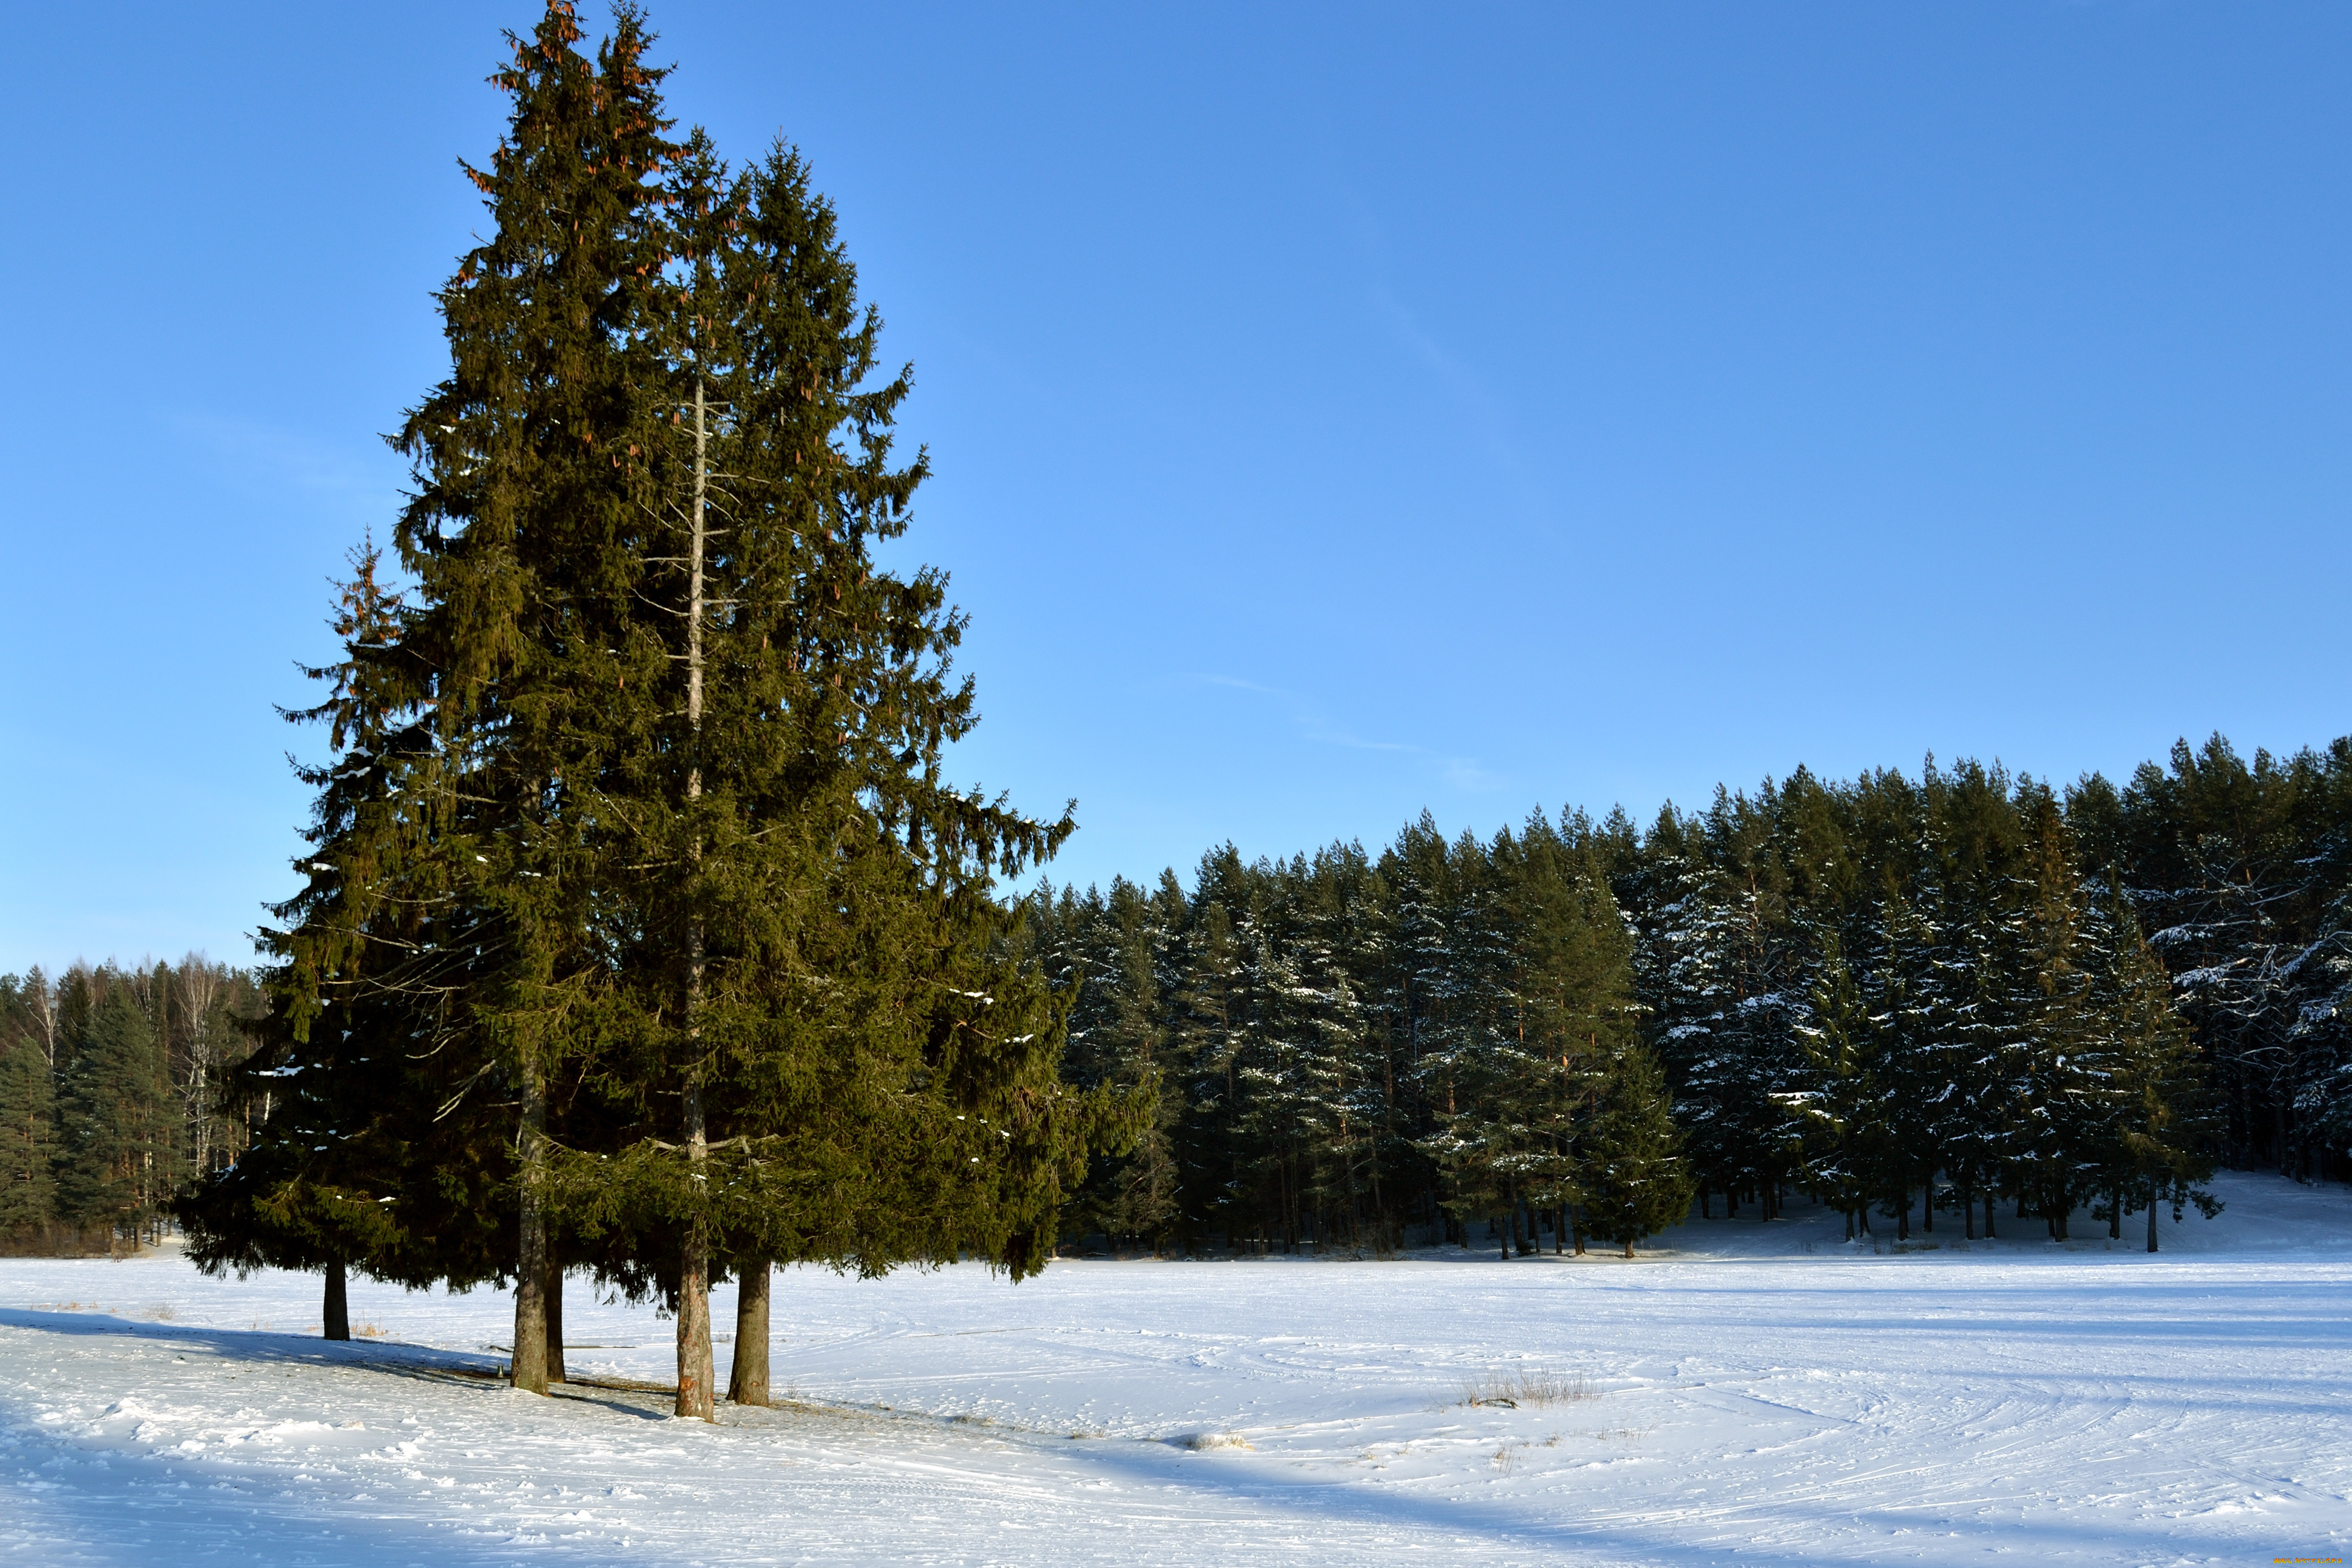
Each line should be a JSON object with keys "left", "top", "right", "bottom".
{"left": 1039, "top": 737, "right": 2352, "bottom": 1258}
{"left": 0, "top": 960, "right": 259, "bottom": 1248}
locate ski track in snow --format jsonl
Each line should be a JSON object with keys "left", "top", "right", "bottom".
{"left": 0, "top": 1172, "right": 2346, "bottom": 1565}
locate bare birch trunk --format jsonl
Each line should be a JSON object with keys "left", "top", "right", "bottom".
{"left": 675, "top": 370, "right": 716, "bottom": 1422}
{"left": 323, "top": 1259, "right": 349, "bottom": 1341}
{"left": 727, "top": 1257, "right": 770, "bottom": 1406}
{"left": 545, "top": 1255, "right": 566, "bottom": 1383}
{"left": 511, "top": 1059, "right": 549, "bottom": 1395}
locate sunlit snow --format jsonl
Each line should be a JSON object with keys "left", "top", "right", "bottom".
{"left": 0, "top": 1171, "right": 2346, "bottom": 1565}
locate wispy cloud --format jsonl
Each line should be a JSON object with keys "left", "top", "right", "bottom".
{"left": 1174, "top": 672, "right": 1504, "bottom": 792}
{"left": 165, "top": 411, "right": 405, "bottom": 523}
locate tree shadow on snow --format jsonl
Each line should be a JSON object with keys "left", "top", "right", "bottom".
{"left": 1054, "top": 1437, "right": 1853, "bottom": 1566}
{"left": 1057, "top": 1435, "right": 2286, "bottom": 1565}
{"left": 0, "top": 1305, "right": 507, "bottom": 1377}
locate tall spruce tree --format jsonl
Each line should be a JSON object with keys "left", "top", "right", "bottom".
{"left": 516, "top": 107, "right": 1132, "bottom": 1411}
{"left": 360, "top": 2, "right": 679, "bottom": 1396}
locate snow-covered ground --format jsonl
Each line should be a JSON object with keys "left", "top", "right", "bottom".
{"left": 2, "top": 1172, "right": 2347, "bottom": 1566}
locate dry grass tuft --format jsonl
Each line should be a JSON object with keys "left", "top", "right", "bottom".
{"left": 1173, "top": 1431, "right": 1252, "bottom": 1451}
{"left": 1458, "top": 1368, "right": 1592, "bottom": 1409}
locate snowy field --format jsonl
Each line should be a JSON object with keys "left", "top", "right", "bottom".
{"left": 1, "top": 1174, "right": 2347, "bottom": 1566}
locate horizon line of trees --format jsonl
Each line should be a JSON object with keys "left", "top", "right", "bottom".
{"left": 8, "top": 733, "right": 2343, "bottom": 1273}
{"left": 1038, "top": 733, "right": 2352, "bottom": 1260}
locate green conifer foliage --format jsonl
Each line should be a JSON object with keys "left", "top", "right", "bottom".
{"left": 352, "top": 1, "right": 679, "bottom": 1396}
{"left": 2095, "top": 880, "right": 2221, "bottom": 1250}
{"left": 1788, "top": 932, "right": 1887, "bottom": 1242}
{"left": 0, "top": 979, "right": 57, "bottom": 1228}
{"left": 489, "top": 120, "right": 1140, "bottom": 1414}
{"left": 179, "top": 539, "right": 516, "bottom": 1336}
{"left": 56, "top": 984, "right": 168, "bottom": 1246}
{"left": 1580, "top": 1039, "right": 1693, "bottom": 1258}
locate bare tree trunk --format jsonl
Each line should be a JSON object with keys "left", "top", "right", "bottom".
{"left": 24, "top": 968, "right": 56, "bottom": 1069}
{"left": 545, "top": 1255, "right": 566, "bottom": 1384}
{"left": 2146, "top": 1184, "right": 2160, "bottom": 1253}
{"left": 511, "top": 1059, "right": 549, "bottom": 1395}
{"left": 728, "top": 1257, "right": 770, "bottom": 1406}
{"left": 324, "top": 1260, "right": 349, "bottom": 1341}
{"left": 677, "top": 1078, "right": 713, "bottom": 1419}
{"left": 675, "top": 370, "right": 716, "bottom": 1423}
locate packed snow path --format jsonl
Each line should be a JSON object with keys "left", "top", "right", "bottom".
{"left": 0, "top": 1173, "right": 2346, "bottom": 1565}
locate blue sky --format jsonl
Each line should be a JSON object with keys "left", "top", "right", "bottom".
{"left": 3, "top": 3, "right": 2346, "bottom": 973}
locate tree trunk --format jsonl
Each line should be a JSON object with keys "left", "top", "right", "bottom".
{"left": 2109, "top": 1186, "right": 2122, "bottom": 1241}
{"left": 511, "top": 1059, "right": 549, "bottom": 1395}
{"left": 673, "top": 370, "right": 716, "bottom": 1423}
{"left": 323, "top": 1259, "right": 349, "bottom": 1341}
{"left": 676, "top": 1068, "right": 714, "bottom": 1420}
{"left": 545, "top": 1255, "right": 566, "bottom": 1384}
{"left": 728, "top": 1257, "right": 771, "bottom": 1406}
{"left": 2146, "top": 1185, "right": 2160, "bottom": 1253}
{"left": 1620, "top": 1236, "right": 1634, "bottom": 1260}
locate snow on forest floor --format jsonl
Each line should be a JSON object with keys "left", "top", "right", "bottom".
{"left": 0, "top": 1173, "right": 2347, "bottom": 1566}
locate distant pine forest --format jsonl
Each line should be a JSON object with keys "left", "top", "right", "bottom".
{"left": 0, "top": 959, "right": 259, "bottom": 1251}
{"left": 5, "top": 731, "right": 2347, "bottom": 1257}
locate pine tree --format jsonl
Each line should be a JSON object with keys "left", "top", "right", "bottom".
{"left": 2095, "top": 879, "right": 2220, "bottom": 1250}
{"left": 1787, "top": 931, "right": 1886, "bottom": 1242}
{"left": 336, "top": 1, "right": 681, "bottom": 1396}
{"left": 179, "top": 538, "right": 517, "bottom": 1341}
{"left": 2006, "top": 784, "right": 2114, "bottom": 1240}
{"left": 55, "top": 982, "right": 168, "bottom": 1249}
{"left": 518, "top": 113, "right": 1133, "bottom": 1413}
{"left": 1580, "top": 1039, "right": 1692, "bottom": 1257}
{"left": 0, "top": 978, "right": 57, "bottom": 1229}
